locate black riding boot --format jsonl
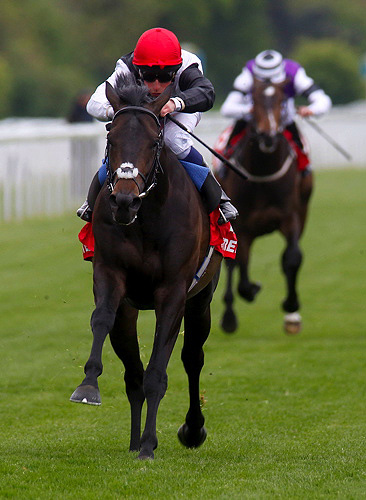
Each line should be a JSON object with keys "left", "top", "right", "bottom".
{"left": 200, "top": 171, "right": 239, "bottom": 225}
{"left": 76, "top": 172, "right": 102, "bottom": 222}
{"left": 226, "top": 119, "right": 248, "bottom": 148}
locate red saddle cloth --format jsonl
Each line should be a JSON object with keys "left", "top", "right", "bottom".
{"left": 282, "top": 130, "right": 310, "bottom": 171}
{"left": 78, "top": 222, "right": 94, "bottom": 261}
{"left": 209, "top": 208, "right": 237, "bottom": 259}
{"left": 78, "top": 208, "right": 237, "bottom": 262}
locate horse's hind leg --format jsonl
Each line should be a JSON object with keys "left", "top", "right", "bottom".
{"left": 221, "top": 259, "right": 238, "bottom": 333}
{"left": 109, "top": 304, "right": 144, "bottom": 452}
{"left": 70, "top": 265, "right": 124, "bottom": 405}
{"left": 178, "top": 278, "right": 217, "bottom": 449}
{"left": 280, "top": 217, "right": 303, "bottom": 332}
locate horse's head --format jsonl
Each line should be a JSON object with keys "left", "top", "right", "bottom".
{"left": 105, "top": 74, "right": 172, "bottom": 225}
{"left": 250, "top": 77, "right": 288, "bottom": 153}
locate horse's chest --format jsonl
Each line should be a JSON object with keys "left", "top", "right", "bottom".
{"left": 240, "top": 182, "right": 293, "bottom": 210}
{"left": 235, "top": 183, "right": 296, "bottom": 235}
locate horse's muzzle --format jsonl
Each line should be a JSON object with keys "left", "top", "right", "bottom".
{"left": 258, "top": 132, "right": 279, "bottom": 153}
{"left": 110, "top": 192, "right": 142, "bottom": 225}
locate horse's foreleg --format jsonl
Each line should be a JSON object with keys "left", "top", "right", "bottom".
{"left": 179, "top": 280, "right": 216, "bottom": 448}
{"left": 237, "top": 235, "right": 261, "bottom": 302}
{"left": 298, "top": 171, "right": 313, "bottom": 235}
{"left": 70, "top": 266, "right": 124, "bottom": 405}
{"left": 109, "top": 304, "right": 144, "bottom": 452}
{"left": 221, "top": 259, "right": 238, "bottom": 333}
{"left": 138, "top": 286, "right": 186, "bottom": 460}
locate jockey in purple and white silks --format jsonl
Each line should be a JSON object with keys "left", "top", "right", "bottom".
{"left": 220, "top": 50, "right": 332, "bottom": 174}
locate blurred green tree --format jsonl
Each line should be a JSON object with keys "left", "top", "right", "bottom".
{"left": 0, "top": 0, "right": 366, "bottom": 117}
{"left": 291, "top": 39, "right": 364, "bottom": 105}
{"left": 0, "top": 56, "right": 13, "bottom": 116}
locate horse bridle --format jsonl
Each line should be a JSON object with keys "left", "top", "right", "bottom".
{"left": 249, "top": 85, "right": 286, "bottom": 139}
{"left": 233, "top": 90, "right": 296, "bottom": 183}
{"left": 106, "top": 106, "right": 164, "bottom": 198}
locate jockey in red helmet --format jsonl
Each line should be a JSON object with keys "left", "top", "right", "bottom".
{"left": 132, "top": 27, "right": 183, "bottom": 67}
{"left": 77, "top": 27, "right": 238, "bottom": 225}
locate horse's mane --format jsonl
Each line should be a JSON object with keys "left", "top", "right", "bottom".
{"left": 113, "top": 73, "right": 153, "bottom": 106}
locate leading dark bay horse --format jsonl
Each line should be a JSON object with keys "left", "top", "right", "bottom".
{"left": 70, "top": 74, "right": 222, "bottom": 460}
{"left": 217, "top": 78, "right": 313, "bottom": 334}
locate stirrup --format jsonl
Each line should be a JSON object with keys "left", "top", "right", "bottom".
{"left": 77, "top": 200, "right": 93, "bottom": 222}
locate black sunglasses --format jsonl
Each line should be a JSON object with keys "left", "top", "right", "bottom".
{"left": 138, "top": 69, "right": 176, "bottom": 83}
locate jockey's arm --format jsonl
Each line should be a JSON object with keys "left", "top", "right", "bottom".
{"left": 86, "top": 59, "right": 130, "bottom": 122}
{"left": 220, "top": 90, "right": 253, "bottom": 120}
{"left": 220, "top": 67, "right": 253, "bottom": 120}
{"left": 175, "top": 63, "right": 215, "bottom": 113}
{"left": 294, "top": 67, "right": 332, "bottom": 118}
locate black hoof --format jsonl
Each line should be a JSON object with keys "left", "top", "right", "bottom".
{"left": 129, "top": 441, "right": 141, "bottom": 453}
{"left": 238, "top": 281, "right": 261, "bottom": 302}
{"left": 70, "top": 384, "right": 101, "bottom": 405}
{"left": 137, "top": 450, "right": 154, "bottom": 460}
{"left": 221, "top": 309, "right": 238, "bottom": 333}
{"left": 177, "top": 423, "right": 207, "bottom": 448}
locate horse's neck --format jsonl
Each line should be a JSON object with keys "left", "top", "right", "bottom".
{"left": 143, "top": 151, "right": 195, "bottom": 211}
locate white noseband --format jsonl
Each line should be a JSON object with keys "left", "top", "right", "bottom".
{"left": 116, "top": 162, "right": 139, "bottom": 179}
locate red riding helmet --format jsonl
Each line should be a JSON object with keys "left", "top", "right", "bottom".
{"left": 132, "top": 27, "right": 182, "bottom": 68}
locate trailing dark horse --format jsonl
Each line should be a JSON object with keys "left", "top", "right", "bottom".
{"left": 218, "top": 78, "right": 313, "bottom": 334}
{"left": 70, "top": 74, "right": 222, "bottom": 459}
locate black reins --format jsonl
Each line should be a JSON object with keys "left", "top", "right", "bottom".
{"left": 106, "top": 106, "right": 164, "bottom": 198}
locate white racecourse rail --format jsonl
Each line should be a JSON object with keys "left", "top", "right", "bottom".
{"left": 0, "top": 102, "right": 365, "bottom": 222}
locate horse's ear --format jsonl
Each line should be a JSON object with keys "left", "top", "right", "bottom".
{"left": 253, "top": 76, "right": 266, "bottom": 88}
{"left": 106, "top": 81, "right": 121, "bottom": 112}
{"left": 147, "top": 84, "right": 173, "bottom": 116}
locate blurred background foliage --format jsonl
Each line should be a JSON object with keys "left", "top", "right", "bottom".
{"left": 0, "top": 0, "right": 365, "bottom": 117}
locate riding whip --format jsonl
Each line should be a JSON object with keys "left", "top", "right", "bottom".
{"left": 302, "top": 117, "right": 352, "bottom": 162}
{"left": 166, "top": 114, "right": 248, "bottom": 180}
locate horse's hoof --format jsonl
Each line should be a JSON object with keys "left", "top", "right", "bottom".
{"left": 137, "top": 450, "right": 154, "bottom": 460}
{"left": 283, "top": 312, "right": 302, "bottom": 335}
{"left": 129, "top": 441, "right": 141, "bottom": 453}
{"left": 238, "top": 281, "right": 261, "bottom": 302}
{"left": 221, "top": 309, "right": 238, "bottom": 333}
{"left": 177, "top": 423, "right": 207, "bottom": 448}
{"left": 70, "top": 385, "right": 101, "bottom": 405}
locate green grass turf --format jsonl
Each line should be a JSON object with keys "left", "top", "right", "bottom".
{"left": 0, "top": 168, "right": 365, "bottom": 499}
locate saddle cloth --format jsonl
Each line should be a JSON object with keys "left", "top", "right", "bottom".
{"left": 78, "top": 207, "right": 237, "bottom": 262}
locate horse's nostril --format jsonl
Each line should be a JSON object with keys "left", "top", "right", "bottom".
{"left": 109, "top": 193, "right": 118, "bottom": 210}
{"left": 130, "top": 197, "right": 142, "bottom": 211}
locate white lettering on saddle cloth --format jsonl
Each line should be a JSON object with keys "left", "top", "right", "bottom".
{"left": 116, "top": 162, "right": 138, "bottom": 179}
{"left": 222, "top": 238, "right": 237, "bottom": 254}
